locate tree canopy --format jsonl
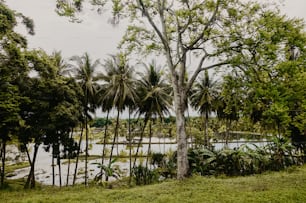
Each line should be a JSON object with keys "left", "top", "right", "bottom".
{"left": 54, "top": 0, "right": 306, "bottom": 179}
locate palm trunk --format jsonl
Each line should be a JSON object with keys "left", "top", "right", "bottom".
{"left": 116, "top": 131, "right": 119, "bottom": 157}
{"left": 0, "top": 141, "right": 6, "bottom": 187}
{"left": 73, "top": 124, "right": 84, "bottom": 185}
{"left": 204, "top": 111, "right": 209, "bottom": 147}
{"left": 107, "top": 109, "right": 120, "bottom": 182}
{"left": 146, "top": 120, "right": 153, "bottom": 169}
{"left": 85, "top": 115, "right": 89, "bottom": 186}
{"left": 52, "top": 146, "right": 55, "bottom": 186}
{"left": 66, "top": 154, "right": 71, "bottom": 186}
{"left": 66, "top": 129, "right": 74, "bottom": 186}
{"left": 0, "top": 142, "right": 2, "bottom": 187}
{"left": 128, "top": 108, "right": 132, "bottom": 185}
{"left": 58, "top": 156, "right": 62, "bottom": 187}
{"left": 133, "top": 116, "right": 149, "bottom": 169}
{"left": 100, "top": 110, "right": 110, "bottom": 181}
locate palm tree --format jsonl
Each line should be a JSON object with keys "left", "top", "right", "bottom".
{"left": 134, "top": 61, "right": 172, "bottom": 169}
{"left": 190, "top": 70, "right": 219, "bottom": 147}
{"left": 51, "top": 51, "right": 69, "bottom": 76}
{"left": 99, "top": 54, "right": 137, "bottom": 181}
{"left": 96, "top": 84, "right": 113, "bottom": 182}
{"left": 69, "top": 52, "right": 100, "bottom": 186}
{"left": 216, "top": 75, "right": 241, "bottom": 147}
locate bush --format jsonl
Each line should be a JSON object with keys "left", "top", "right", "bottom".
{"left": 132, "top": 165, "right": 159, "bottom": 185}
{"left": 188, "top": 137, "right": 304, "bottom": 176}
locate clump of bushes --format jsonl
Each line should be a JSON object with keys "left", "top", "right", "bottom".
{"left": 132, "top": 137, "right": 305, "bottom": 186}
{"left": 132, "top": 152, "right": 177, "bottom": 185}
{"left": 188, "top": 137, "right": 304, "bottom": 176}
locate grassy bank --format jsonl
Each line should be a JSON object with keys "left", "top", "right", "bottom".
{"left": 1, "top": 165, "right": 306, "bottom": 203}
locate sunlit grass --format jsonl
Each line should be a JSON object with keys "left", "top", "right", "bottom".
{"left": 1, "top": 165, "right": 306, "bottom": 203}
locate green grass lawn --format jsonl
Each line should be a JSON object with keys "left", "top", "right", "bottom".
{"left": 1, "top": 165, "right": 306, "bottom": 203}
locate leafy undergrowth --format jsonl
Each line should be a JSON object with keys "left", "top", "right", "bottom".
{"left": 1, "top": 165, "right": 306, "bottom": 203}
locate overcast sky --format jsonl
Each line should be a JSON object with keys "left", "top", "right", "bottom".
{"left": 6, "top": 0, "right": 306, "bottom": 61}
{"left": 6, "top": 0, "right": 127, "bottom": 61}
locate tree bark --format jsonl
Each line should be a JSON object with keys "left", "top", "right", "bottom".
{"left": 66, "top": 154, "right": 71, "bottom": 186}
{"left": 66, "top": 129, "right": 74, "bottom": 186}
{"left": 204, "top": 111, "right": 209, "bottom": 147}
{"left": 73, "top": 125, "right": 84, "bottom": 185}
{"left": 128, "top": 108, "right": 132, "bottom": 185}
{"left": 172, "top": 72, "right": 189, "bottom": 179}
{"left": 0, "top": 142, "right": 2, "bottom": 187}
{"left": 58, "top": 157, "right": 62, "bottom": 187}
{"left": 107, "top": 109, "right": 120, "bottom": 182}
{"left": 0, "top": 141, "right": 6, "bottom": 187}
{"left": 52, "top": 146, "right": 55, "bottom": 186}
{"left": 84, "top": 115, "right": 88, "bottom": 186}
{"left": 146, "top": 120, "right": 152, "bottom": 169}
{"left": 24, "top": 143, "right": 39, "bottom": 189}
{"left": 175, "top": 103, "right": 189, "bottom": 179}
{"left": 133, "top": 116, "right": 149, "bottom": 169}
{"left": 101, "top": 110, "right": 109, "bottom": 181}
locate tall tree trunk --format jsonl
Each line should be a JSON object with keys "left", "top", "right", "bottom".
{"left": 66, "top": 129, "right": 74, "bottom": 186}
{"left": 0, "top": 142, "right": 2, "bottom": 187}
{"left": 0, "top": 140, "right": 6, "bottom": 187}
{"left": 85, "top": 115, "right": 89, "bottom": 186}
{"left": 204, "top": 111, "right": 209, "bottom": 147}
{"left": 100, "top": 110, "right": 110, "bottom": 181}
{"left": 146, "top": 120, "right": 152, "bottom": 169}
{"left": 173, "top": 86, "right": 189, "bottom": 179}
{"left": 107, "top": 110, "right": 120, "bottom": 182}
{"left": 133, "top": 116, "right": 149, "bottom": 169}
{"left": 52, "top": 146, "right": 55, "bottom": 186}
{"left": 66, "top": 154, "right": 71, "bottom": 186}
{"left": 187, "top": 110, "right": 192, "bottom": 148}
{"left": 128, "top": 108, "right": 132, "bottom": 185}
{"left": 25, "top": 143, "right": 39, "bottom": 189}
{"left": 58, "top": 157, "right": 62, "bottom": 187}
{"left": 73, "top": 124, "right": 84, "bottom": 185}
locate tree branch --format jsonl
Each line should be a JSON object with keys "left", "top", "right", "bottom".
{"left": 187, "top": 0, "right": 221, "bottom": 50}
{"left": 186, "top": 59, "right": 229, "bottom": 93}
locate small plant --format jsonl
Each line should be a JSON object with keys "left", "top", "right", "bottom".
{"left": 151, "top": 153, "right": 165, "bottom": 168}
{"left": 92, "top": 158, "right": 121, "bottom": 182}
{"left": 154, "top": 152, "right": 177, "bottom": 179}
{"left": 132, "top": 165, "right": 159, "bottom": 185}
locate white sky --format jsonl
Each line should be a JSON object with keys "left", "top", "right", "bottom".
{"left": 5, "top": 0, "right": 306, "bottom": 118}
{"left": 6, "top": 0, "right": 127, "bottom": 61}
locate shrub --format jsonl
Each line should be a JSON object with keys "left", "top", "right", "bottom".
{"left": 188, "top": 137, "right": 304, "bottom": 176}
{"left": 132, "top": 165, "right": 159, "bottom": 185}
